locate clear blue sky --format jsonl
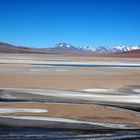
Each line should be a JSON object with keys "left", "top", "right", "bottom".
{"left": 0, "top": 0, "right": 140, "bottom": 48}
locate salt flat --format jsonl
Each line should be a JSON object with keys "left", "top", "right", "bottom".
{"left": 0, "top": 53, "right": 140, "bottom": 130}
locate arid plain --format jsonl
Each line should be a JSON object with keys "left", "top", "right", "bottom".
{"left": 0, "top": 53, "right": 140, "bottom": 130}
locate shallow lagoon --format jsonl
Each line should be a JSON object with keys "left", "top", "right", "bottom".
{"left": 36, "top": 63, "right": 140, "bottom": 68}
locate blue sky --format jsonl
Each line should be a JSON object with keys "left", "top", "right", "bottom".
{"left": 0, "top": 0, "right": 140, "bottom": 48}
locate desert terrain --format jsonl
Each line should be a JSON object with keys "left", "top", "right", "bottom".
{"left": 0, "top": 53, "right": 140, "bottom": 133}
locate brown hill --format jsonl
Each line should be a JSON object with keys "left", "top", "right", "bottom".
{"left": 65, "top": 49, "right": 140, "bottom": 58}
{"left": 0, "top": 42, "right": 47, "bottom": 54}
{"left": 103, "top": 49, "right": 140, "bottom": 58}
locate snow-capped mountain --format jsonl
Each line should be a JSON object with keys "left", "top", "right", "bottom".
{"left": 114, "top": 46, "right": 140, "bottom": 52}
{"left": 108, "top": 46, "right": 140, "bottom": 54}
{"left": 79, "top": 45, "right": 140, "bottom": 54}
{"left": 53, "top": 43, "right": 80, "bottom": 51}
{"left": 0, "top": 41, "right": 139, "bottom": 56}
{"left": 81, "top": 46, "right": 109, "bottom": 54}
{"left": 50, "top": 43, "right": 140, "bottom": 54}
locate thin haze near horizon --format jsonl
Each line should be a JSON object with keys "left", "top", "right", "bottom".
{"left": 0, "top": 0, "right": 140, "bottom": 48}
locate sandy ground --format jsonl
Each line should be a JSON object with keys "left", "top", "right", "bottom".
{"left": 0, "top": 68, "right": 140, "bottom": 90}
{"left": 0, "top": 54, "right": 140, "bottom": 91}
{"left": 0, "top": 53, "right": 140, "bottom": 129}
{"left": 0, "top": 102, "right": 140, "bottom": 128}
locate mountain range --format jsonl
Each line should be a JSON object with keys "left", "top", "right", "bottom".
{"left": 51, "top": 43, "right": 140, "bottom": 54}
{"left": 0, "top": 42, "right": 140, "bottom": 57}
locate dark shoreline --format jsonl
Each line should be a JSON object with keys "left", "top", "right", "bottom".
{"left": 0, "top": 124, "right": 133, "bottom": 132}
{"left": 0, "top": 125, "right": 140, "bottom": 140}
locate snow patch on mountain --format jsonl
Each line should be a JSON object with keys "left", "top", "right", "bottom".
{"left": 52, "top": 43, "right": 140, "bottom": 54}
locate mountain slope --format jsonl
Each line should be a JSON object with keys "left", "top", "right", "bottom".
{"left": 48, "top": 43, "right": 140, "bottom": 54}
{"left": 48, "top": 43, "right": 80, "bottom": 52}
{"left": 0, "top": 42, "right": 140, "bottom": 57}
{"left": 106, "top": 49, "right": 140, "bottom": 58}
{"left": 0, "top": 42, "right": 46, "bottom": 53}
{"left": 80, "top": 46, "right": 140, "bottom": 54}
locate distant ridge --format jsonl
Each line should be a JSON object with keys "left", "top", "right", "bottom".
{"left": 0, "top": 42, "right": 48, "bottom": 54}
{"left": 0, "top": 41, "right": 140, "bottom": 57}
{"left": 48, "top": 43, "right": 140, "bottom": 54}
{"left": 104, "top": 49, "right": 140, "bottom": 58}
